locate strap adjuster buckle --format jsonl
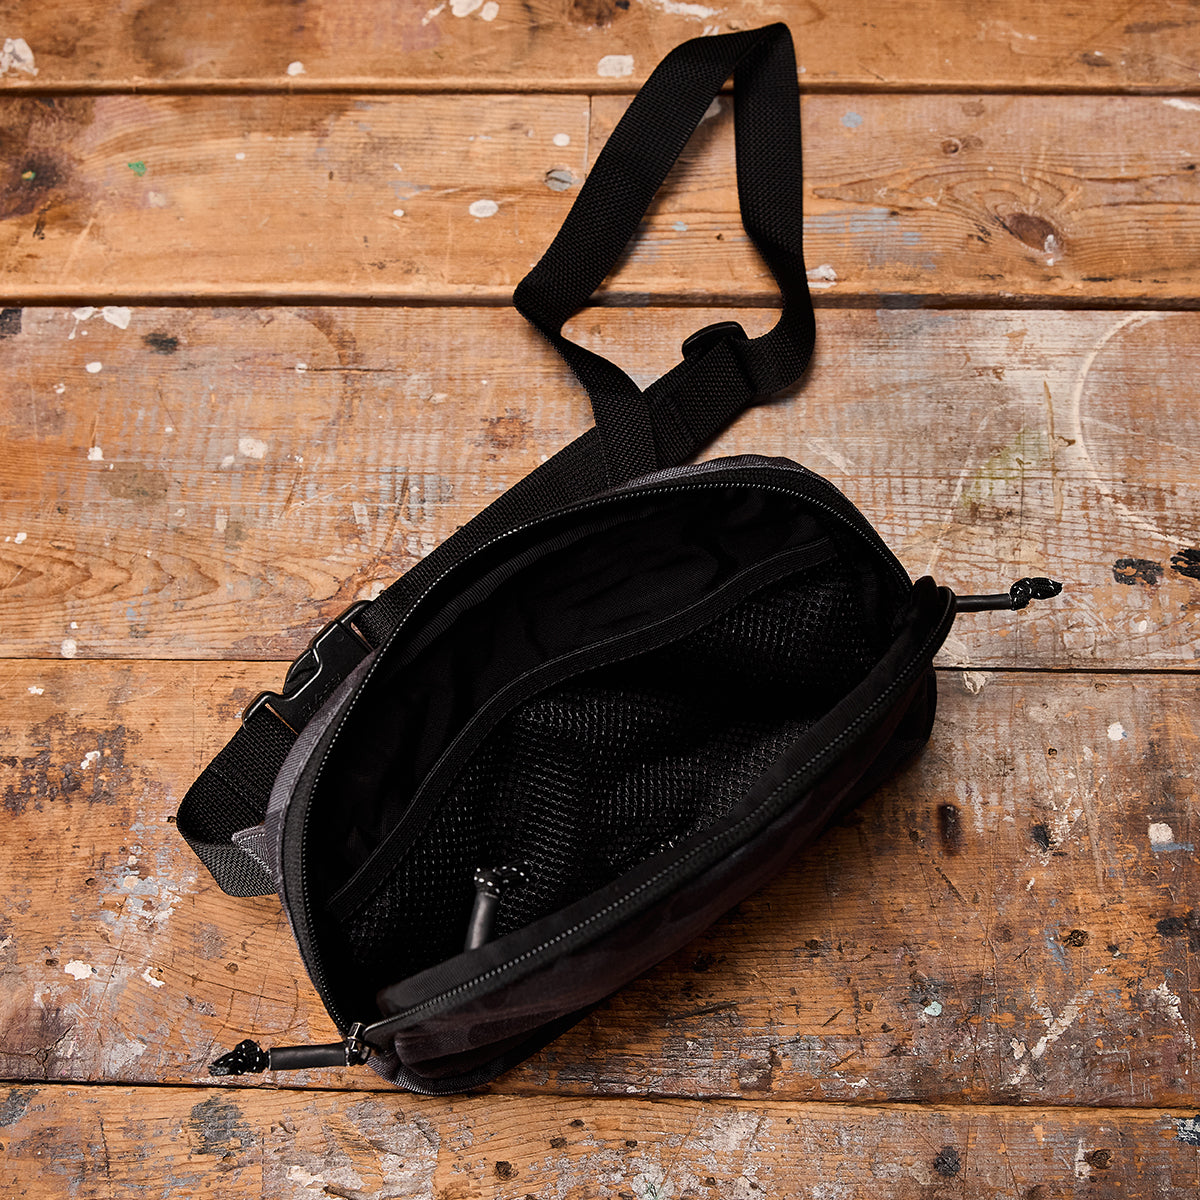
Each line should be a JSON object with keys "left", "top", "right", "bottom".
{"left": 243, "top": 601, "right": 373, "bottom": 732}
{"left": 681, "top": 320, "right": 746, "bottom": 360}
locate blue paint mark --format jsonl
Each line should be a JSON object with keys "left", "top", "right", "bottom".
{"left": 1176, "top": 1115, "right": 1200, "bottom": 1146}
{"left": 1151, "top": 842, "right": 1196, "bottom": 853}
{"left": 672, "top": 221, "right": 688, "bottom": 232}
{"left": 841, "top": 111, "right": 864, "bottom": 129}
{"left": 902, "top": 230, "right": 923, "bottom": 245}
{"left": 1045, "top": 930, "right": 1069, "bottom": 970}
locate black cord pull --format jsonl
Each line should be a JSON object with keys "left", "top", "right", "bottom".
{"left": 465, "top": 864, "right": 528, "bottom": 951}
{"left": 209, "top": 1023, "right": 372, "bottom": 1075}
{"left": 956, "top": 577, "right": 1063, "bottom": 613}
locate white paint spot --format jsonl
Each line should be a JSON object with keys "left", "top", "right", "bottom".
{"left": 238, "top": 436, "right": 268, "bottom": 459}
{"left": 423, "top": 3, "right": 446, "bottom": 24}
{"left": 961, "top": 670, "right": 989, "bottom": 694}
{"left": 214, "top": 513, "right": 228, "bottom": 534}
{"left": 597, "top": 54, "right": 635, "bottom": 78}
{"left": 127, "top": 855, "right": 138, "bottom": 866}
{"left": 64, "top": 960, "right": 93, "bottom": 980}
{"left": 295, "top": 361, "right": 308, "bottom": 372}
{"left": 101, "top": 305, "right": 132, "bottom": 329}
{"left": 235, "top": 151, "right": 246, "bottom": 160}
{"left": 1164, "top": 98, "right": 1200, "bottom": 111}
{"left": 70, "top": 621, "right": 78, "bottom": 629}
{"left": 451, "top": 0, "right": 482, "bottom": 13}
{"left": 391, "top": 208, "right": 405, "bottom": 217}
{"left": 219, "top": 454, "right": 235, "bottom": 468}
{"left": 14, "top": 531, "right": 26, "bottom": 544}
{"left": 53, "top": 383, "right": 65, "bottom": 394}
{"left": 80, "top": 750, "right": 101, "bottom": 770}
{"left": 286, "top": 60, "right": 306, "bottom": 76}
{"left": 553, "top": 132, "right": 571, "bottom": 147}
{"left": 141, "top": 967, "right": 165, "bottom": 988}
{"left": 1134, "top": 618, "right": 1148, "bottom": 632}
{"left": 1073, "top": 1140, "right": 1092, "bottom": 1180}
{"left": 807, "top": 263, "right": 838, "bottom": 289}
{"left": 352, "top": 501, "right": 369, "bottom": 530}
{"left": 0, "top": 37, "right": 38, "bottom": 77}
{"left": 645, "top": 0, "right": 719, "bottom": 19}
{"left": 165, "top": 426, "right": 173, "bottom": 433}
{"left": 28, "top": 685, "right": 43, "bottom": 695}
{"left": 481, "top": 0, "right": 499, "bottom": 18}
{"left": 1150, "top": 979, "right": 1192, "bottom": 1039}
{"left": 923, "top": 1000, "right": 943, "bottom": 1017}
{"left": 146, "top": 190, "right": 169, "bottom": 208}
{"left": 122, "top": 875, "right": 140, "bottom": 889}
{"left": 469, "top": 198, "right": 499, "bottom": 218}
{"left": 1107, "top": 722, "right": 1127, "bottom": 741}
{"left": 1149, "top": 822, "right": 1175, "bottom": 846}
{"left": 85, "top": 361, "right": 102, "bottom": 373}
{"left": 1026, "top": 877, "right": 1036, "bottom": 890}
{"left": 72, "top": 306, "right": 96, "bottom": 322}
{"left": 1007, "top": 990, "right": 1092, "bottom": 1084}
{"left": 60, "top": 638, "right": 78, "bottom": 658}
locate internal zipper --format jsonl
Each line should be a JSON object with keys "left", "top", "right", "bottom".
{"left": 287, "top": 462, "right": 917, "bottom": 1043}
{"left": 327, "top": 535, "right": 836, "bottom": 922}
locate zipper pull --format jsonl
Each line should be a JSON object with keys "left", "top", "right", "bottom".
{"left": 464, "top": 863, "right": 528, "bottom": 951}
{"left": 209, "top": 1022, "right": 372, "bottom": 1076}
{"left": 956, "top": 576, "right": 1062, "bottom": 613}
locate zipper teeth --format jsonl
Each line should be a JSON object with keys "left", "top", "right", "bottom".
{"left": 294, "top": 464, "right": 911, "bottom": 1034}
{"left": 367, "top": 588, "right": 954, "bottom": 1038}
{"left": 328, "top": 536, "right": 836, "bottom": 920}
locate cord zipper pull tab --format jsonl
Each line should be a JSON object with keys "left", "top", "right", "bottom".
{"left": 464, "top": 863, "right": 528, "bottom": 951}
{"left": 209, "top": 1022, "right": 372, "bottom": 1076}
{"left": 956, "top": 576, "right": 1063, "bottom": 613}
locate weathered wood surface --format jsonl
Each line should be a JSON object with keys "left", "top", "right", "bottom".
{"left": 1, "top": 94, "right": 1199, "bottom": 304}
{"left": 3, "top": 1086, "right": 1199, "bottom": 1200}
{"left": 1, "top": 663, "right": 1195, "bottom": 1104}
{"left": 2, "top": 306, "right": 1197, "bottom": 667}
{"left": 3, "top": 0, "right": 1200, "bottom": 93}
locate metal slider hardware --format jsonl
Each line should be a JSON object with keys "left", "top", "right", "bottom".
{"left": 242, "top": 600, "right": 374, "bottom": 732}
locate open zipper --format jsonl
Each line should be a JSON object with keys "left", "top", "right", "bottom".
{"left": 207, "top": 459, "right": 1060, "bottom": 1078}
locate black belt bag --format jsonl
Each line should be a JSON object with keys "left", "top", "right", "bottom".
{"left": 178, "top": 23, "right": 1060, "bottom": 1092}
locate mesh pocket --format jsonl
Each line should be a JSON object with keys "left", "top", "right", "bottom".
{"left": 339, "top": 554, "right": 881, "bottom": 987}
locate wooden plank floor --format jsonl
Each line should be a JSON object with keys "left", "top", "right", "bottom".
{"left": 2, "top": 3, "right": 1197, "bottom": 1197}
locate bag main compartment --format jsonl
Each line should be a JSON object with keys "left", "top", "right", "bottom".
{"left": 301, "top": 478, "right": 909, "bottom": 1016}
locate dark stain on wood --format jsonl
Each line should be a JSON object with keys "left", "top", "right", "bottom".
{"left": 941, "top": 134, "right": 982, "bottom": 155}
{"left": 483, "top": 412, "right": 531, "bottom": 450}
{"left": 0, "top": 309, "right": 22, "bottom": 338}
{"left": 1031, "top": 823, "right": 1052, "bottom": 851}
{"left": 1155, "top": 911, "right": 1200, "bottom": 951}
{"left": 570, "top": 0, "right": 624, "bottom": 26}
{"left": 494, "top": 1160, "right": 517, "bottom": 1180}
{"left": 100, "top": 464, "right": 170, "bottom": 504}
{"left": 1063, "top": 928, "right": 1089, "bottom": 947}
{"left": 1170, "top": 547, "right": 1200, "bottom": 579}
{"left": 1113, "top": 557, "right": 1163, "bottom": 585}
{"left": 1000, "top": 212, "right": 1060, "bottom": 252}
{"left": 0, "top": 1088, "right": 34, "bottom": 1126}
{"left": 1086, "top": 1148, "right": 1113, "bottom": 1168}
{"left": 1, "top": 715, "right": 139, "bottom": 815}
{"left": 188, "top": 1096, "right": 254, "bottom": 1156}
{"left": 143, "top": 332, "right": 178, "bottom": 354}
{"left": 933, "top": 1145, "right": 962, "bottom": 1176}
{"left": 938, "top": 803, "right": 963, "bottom": 855}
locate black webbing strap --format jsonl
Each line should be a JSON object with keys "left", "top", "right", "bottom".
{"left": 177, "top": 22, "right": 814, "bottom": 897}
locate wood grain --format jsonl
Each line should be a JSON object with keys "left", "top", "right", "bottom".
{"left": 3, "top": 0, "right": 1200, "bottom": 93}
{"left": 1, "top": 94, "right": 1198, "bottom": 303}
{"left": 3, "top": 1085, "right": 1199, "bottom": 1199}
{"left": 1, "top": 662, "right": 1195, "bottom": 1104}
{"left": 2, "top": 306, "right": 1198, "bottom": 666}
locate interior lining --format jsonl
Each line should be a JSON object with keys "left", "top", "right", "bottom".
{"left": 304, "top": 484, "right": 902, "bottom": 1014}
